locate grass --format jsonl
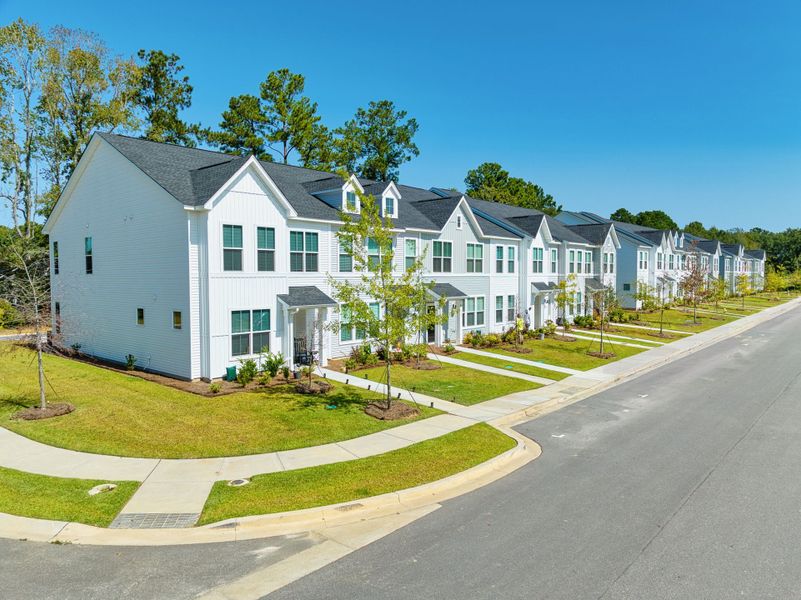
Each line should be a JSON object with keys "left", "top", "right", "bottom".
{"left": 622, "top": 308, "right": 739, "bottom": 333}
{"left": 198, "top": 423, "right": 515, "bottom": 525}
{"left": 0, "top": 466, "right": 138, "bottom": 527}
{"left": 485, "top": 335, "right": 646, "bottom": 371}
{"left": 0, "top": 344, "right": 439, "bottom": 459}
{"left": 573, "top": 326, "right": 671, "bottom": 345}
{"left": 449, "top": 351, "right": 569, "bottom": 381}
{"left": 355, "top": 361, "right": 541, "bottom": 405}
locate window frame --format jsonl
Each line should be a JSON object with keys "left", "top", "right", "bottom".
{"left": 466, "top": 243, "right": 484, "bottom": 273}
{"left": 496, "top": 246, "right": 504, "bottom": 273}
{"left": 569, "top": 250, "right": 575, "bottom": 274}
{"left": 507, "top": 294, "right": 515, "bottom": 322}
{"left": 53, "top": 241, "right": 59, "bottom": 275}
{"left": 289, "top": 230, "right": 319, "bottom": 272}
{"left": 584, "top": 250, "right": 591, "bottom": 273}
{"left": 339, "top": 239, "right": 353, "bottom": 272}
{"left": 256, "top": 226, "right": 276, "bottom": 272}
{"left": 222, "top": 224, "right": 243, "bottom": 272}
{"left": 551, "top": 248, "right": 558, "bottom": 273}
{"left": 172, "top": 311, "right": 182, "bottom": 330}
{"left": 84, "top": 236, "right": 93, "bottom": 274}
{"left": 461, "top": 296, "right": 485, "bottom": 328}
{"left": 532, "top": 247, "right": 544, "bottom": 273}
{"left": 432, "top": 240, "right": 453, "bottom": 273}
{"left": 495, "top": 295, "right": 504, "bottom": 323}
{"left": 507, "top": 246, "right": 515, "bottom": 273}
{"left": 231, "top": 309, "right": 271, "bottom": 358}
{"left": 404, "top": 238, "right": 417, "bottom": 271}
{"left": 136, "top": 307, "right": 144, "bottom": 326}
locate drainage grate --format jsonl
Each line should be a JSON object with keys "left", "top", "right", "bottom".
{"left": 110, "top": 513, "right": 200, "bottom": 529}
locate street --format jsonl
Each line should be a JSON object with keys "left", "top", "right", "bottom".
{"left": 2, "top": 306, "right": 801, "bottom": 599}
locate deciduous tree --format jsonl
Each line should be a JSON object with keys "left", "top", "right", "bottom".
{"left": 465, "top": 162, "right": 560, "bottom": 215}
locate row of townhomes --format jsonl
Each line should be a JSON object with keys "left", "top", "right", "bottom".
{"left": 43, "top": 133, "right": 767, "bottom": 380}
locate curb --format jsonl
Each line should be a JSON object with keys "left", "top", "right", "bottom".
{"left": 0, "top": 425, "right": 540, "bottom": 546}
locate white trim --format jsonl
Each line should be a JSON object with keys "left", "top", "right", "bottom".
{"left": 202, "top": 156, "right": 298, "bottom": 217}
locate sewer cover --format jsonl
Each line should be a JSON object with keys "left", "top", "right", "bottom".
{"left": 88, "top": 483, "right": 117, "bottom": 496}
{"left": 228, "top": 478, "right": 250, "bottom": 487}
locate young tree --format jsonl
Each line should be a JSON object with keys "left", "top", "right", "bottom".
{"left": 590, "top": 285, "right": 618, "bottom": 355}
{"left": 554, "top": 274, "right": 577, "bottom": 337}
{"left": 655, "top": 276, "right": 670, "bottom": 335}
{"left": 679, "top": 250, "right": 708, "bottom": 324}
{"left": 632, "top": 282, "right": 659, "bottom": 312}
{"left": 0, "top": 233, "right": 50, "bottom": 410}
{"left": 133, "top": 49, "right": 195, "bottom": 145}
{"left": 329, "top": 182, "right": 446, "bottom": 409}
{"left": 736, "top": 273, "right": 752, "bottom": 308}
{"left": 335, "top": 99, "right": 419, "bottom": 181}
{"left": 708, "top": 277, "right": 728, "bottom": 309}
{"left": 260, "top": 68, "right": 320, "bottom": 164}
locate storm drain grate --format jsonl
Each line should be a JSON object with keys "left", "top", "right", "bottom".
{"left": 110, "top": 513, "right": 200, "bottom": 529}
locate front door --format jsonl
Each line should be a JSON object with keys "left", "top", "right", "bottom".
{"left": 426, "top": 304, "right": 436, "bottom": 343}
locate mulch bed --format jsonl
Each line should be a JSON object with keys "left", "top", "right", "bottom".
{"left": 364, "top": 401, "right": 420, "bottom": 421}
{"left": 499, "top": 345, "right": 533, "bottom": 354}
{"left": 294, "top": 380, "right": 333, "bottom": 395}
{"left": 646, "top": 332, "right": 676, "bottom": 339}
{"left": 586, "top": 352, "right": 616, "bottom": 359}
{"left": 12, "top": 402, "right": 75, "bottom": 421}
{"left": 552, "top": 335, "right": 577, "bottom": 343}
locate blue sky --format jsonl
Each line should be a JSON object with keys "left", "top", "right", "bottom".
{"left": 2, "top": 0, "right": 800, "bottom": 230}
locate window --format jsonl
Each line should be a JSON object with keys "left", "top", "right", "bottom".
{"left": 256, "top": 227, "right": 275, "bottom": 272}
{"left": 223, "top": 225, "right": 242, "bottom": 271}
{"left": 339, "top": 240, "right": 353, "bottom": 272}
{"left": 340, "top": 303, "right": 378, "bottom": 342}
{"left": 669, "top": 254, "right": 675, "bottom": 270}
{"left": 507, "top": 295, "right": 515, "bottom": 322}
{"left": 584, "top": 251, "right": 591, "bottom": 273}
{"left": 456, "top": 215, "right": 463, "bottom": 229}
{"left": 551, "top": 248, "right": 558, "bottom": 273}
{"left": 532, "top": 247, "right": 544, "bottom": 273}
{"left": 405, "top": 238, "right": 417, "bottom": 270}
{"left": 462, "top": 296, "right": 485, "bottom": 327}
{"left": 576, "top": 291, "right": 583, "bottom": 314}
{"left": 466, "top": 243, "right": 483, "bottom": 273}
{"left": 638, "top": 251, "right": 649, "bottom": 270}
{"left": 507, "top": 246, "right": 515, "bottom": 273}
{"left": 433, "top": 241, "right": 452, "bottom": 272}
{"left": 495, "top": 295, "right": 504, "bottom": 322}
{"left": 231, "top": 309, "right": 270, "bottom": 356}
{"left": 367, "top": 237, "right": 381, "bottom": 269}
{"left": 496, "top": 246, "right": 504, "bottom": 273}
{"left": 136, "top": 308, "right": 144, "bottom": 325}
{"left": 657, "top": 252, "right": 663, "bottom": 270}
{"left": 576, "top": 250, "right": 583, "bottom": 274}
{"left": 384, "top": 196, "right": 395, "bottom": 217}
{"left": 84, "top": 237, "right": 93, "bottom": 274}
{"left": 609, "top": 253, "right": 615, "bottom": 274}
{"left": 290, "top": 231, "right": 318, "bottom": 272}
{"left": 569, "top": 250, "right": 575, "bottom": 274}
{"left": 54, "top": 302, "right": 61, "bottom": 334}
{"left": 173, "top": 311, "right": 182, "bottom": 330}
{"left": 623, "top": 283, "right": 631, "bottom": 292}
{"left": 345, "top": 191, "right": 357, "bottom": 212}
{"left": 53, "top": 241, "right": 59, "bottom": 275}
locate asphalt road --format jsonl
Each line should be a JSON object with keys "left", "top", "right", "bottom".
{"left": 269, "top": 306, "right": 801, "bottom": 599}
{"left": 2, "top": 306, "right": 800, "bottom": 600}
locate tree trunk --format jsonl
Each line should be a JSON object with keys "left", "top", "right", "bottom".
{"left": 385, "top": 359, "right": 392, "bottom": 410}
{"left": 36, "top": 336, "right": 46, "bottom": 411}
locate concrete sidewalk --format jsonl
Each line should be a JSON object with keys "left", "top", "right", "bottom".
{"left": 0, "top": 296, "right": 799, "bottom": 533}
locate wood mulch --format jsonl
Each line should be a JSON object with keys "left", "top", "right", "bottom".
{"left": 364, "top": 401, "right": 420, "bottom": 421}
{"left": 12, "top": 402, "right": 75, "bottom": 421}
{"left": 586, "top": 351, "right": 616, "bottom": 360}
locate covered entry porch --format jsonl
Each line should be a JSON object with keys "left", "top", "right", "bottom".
{"left": 277, "top": 286, "right": 337, "bottom": 370}
{"left": 427, "top": 282, "right": 467, "bottom": 345}
{"left": 530, "top": 281, "right": 557, "bottom": 328}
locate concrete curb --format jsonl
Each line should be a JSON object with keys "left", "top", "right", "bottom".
{"left": 0, "top": 426, "right": 540, "bottom": 546}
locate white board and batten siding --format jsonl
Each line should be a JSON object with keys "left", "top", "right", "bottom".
{"left": 48, "top": 140, "right": 193, "bottom": 378}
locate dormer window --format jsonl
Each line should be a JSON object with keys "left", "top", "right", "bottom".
{"left": 345, "top": 191, "right": 357, "bottom": 212}
{"left": 383, "top": 195, "right": 396, "bottom": 218}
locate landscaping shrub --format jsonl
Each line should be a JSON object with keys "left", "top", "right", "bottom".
{"left": 469, "top": 331, "right": 484, "bottom": 348}
{"left": 501, "top": 327, "right": 517, "bottom": 344}
{"left": 573, "top": 315, "right": 594, "bottom": 328}
{"left": 543, "top": 320, "right": 557, "bottom": 336}
{"left": 407, "top": 343, "right": 428, "bottom": 360}
{"left": 609, "top": 307, "right": 626, "bottom": 323}
{"left": 282, "top": 366, "right": 291, "bottom": 381}
{"left": 483, "top": 333, "right": 501, "bottom": 347}
{"left": 442, "top": 342, "right": 455, "bottom": 354}
{"left": 0, "top": 299, "right": 21, "bottom": 328}
{"left": 261, "top": 352, "right": 285, "bottom": 378}
{"left": 125, "top": 354, "right": 137, "bottom": 371}
{"left": 209, "top": 382, "right": 221, "bottom": 394}
{"left": 236, "top": 359, "right": 258, "bottom": 386}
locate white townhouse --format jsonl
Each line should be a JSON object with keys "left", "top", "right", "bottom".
{"left": 43, "top": 133, "right": 546, "bottom": 380}
{"left": 744, "top": 249, "right": 766, "bottom": 290}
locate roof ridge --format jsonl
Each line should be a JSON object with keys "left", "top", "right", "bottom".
{"left": 98, "top": 131, "right": 236, "bottom": 158}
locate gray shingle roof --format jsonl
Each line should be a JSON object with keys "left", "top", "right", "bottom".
{"left": 532, "top": 282, "right": 558, "bottom": 292}
{"left": 565, "top": 223, "right": 613, "bottom": 246}
{"left": 276, "top": 286, "right": 337, "bottom": 308}
{"left": 584, "top": 278, "right": 606, "bottom": 291}
{"left": 544, "top": 216, "right": 594, "bottom": 244}
{"left": 745, "top": 249, "right": 766, "bottom": 260}
{"left": 428, "top": 282, "right": 468, "bottom": 299}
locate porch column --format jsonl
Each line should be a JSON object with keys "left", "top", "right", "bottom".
{"left": 286, "top": 308, "right": 295, "bottom": 369}
{"left": 316, "top": 307, "right": 327, "bottom": 366}
{"left": 454, "top": 300, "right": 462, "bottom": 344}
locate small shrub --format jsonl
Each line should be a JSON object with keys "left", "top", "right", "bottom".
{"left": 609, "top": 308, "right": 626, "bottom": 323}
{"left": 262, "top": 352, "right": 285, "bottom": 378}
{"left": 375, "top": 346, "right": 388, "bottom": 361}
{"left": 544, "top": 320, "right": 557, "bottom": 336}
{"left": 208, "top": 382, "right": 221, "bottom": 394}
{"left": 573, "top": 315, "right": 593, "bottom": 328}
{"left": 442, "top": 342, "right": 455, "bottom": 353}
{"left": 462, "top": 331, "right": 474, "bottom": 346}
{"left": 236, "top": 359, "right": 258, "bottom": 386}
{"left": 344, "top": 357, "right": 357, "bottom": 371}
{"left": 483, "top": 333, "right": 501, "bottom": 347}
{"left": 282, "top": 365, "right": 291, "bottom": 382}
{"left": 125, "top": 354, "right": 137, "bottom": 371}
{"left": 501, "top": 327, "right": 517, "bottom": 344}
{"left": 469, "top": 331, "right": 484, "bottom": 348}
{"left": 258, "top": 372, "right": 272, "bottom": 386}
{"left": 0, "top": 299, "right": 21, "bottom": 328}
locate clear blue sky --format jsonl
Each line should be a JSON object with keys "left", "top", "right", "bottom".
{"left": 2, "top": 0, "right": 800, "bottom": 230}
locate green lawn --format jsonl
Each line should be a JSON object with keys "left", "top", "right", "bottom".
{"left": 571, "top": 327, "right": 665, "bottom": 347}
{"left": 198, "top": 423, "right": 515, "bottom": 525}
{"left": 485, "top": 335, "right": 646, "bottom": 371}
{"left": 0, "top": 345, "right": 439, "bottom": 459}
{"left": 0, "top": 466, "right": 138, "bottom": 527}
{"left": 355, "top": 361, "right": 541, "bottom": 405}
{"left": 449, "top": 351, "right": 568, "bottom": 381}
{"left": 622, "top": 308, "right": 739, "bottom": 333}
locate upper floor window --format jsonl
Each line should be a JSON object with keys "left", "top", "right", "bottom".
{"left": 54, "top": 301, "right": 61, "bottom": 334}
{"left": 657, "top": 252, "right": 663, "bottom": 270}
{"left": 569, "top": 250, "right": 576, "bottom": 274}
{"left": 84, "top": 237, "right": 93, "bottom": 274}
{"left": 405, "top": 238, "right": 417, "bottom": 270}
{"left": 576, "top": 251, "right": 583, "bottom": 274}
{"left": 532, "top": 247, "right": 544, "bottom": 273}
{"left": 638, "top": 251, "right": 649, "bottom": 270}
{"left": 290, "top": 231, "right": 318, "bottom": 272}
{"left": 669, "top": 254, "right": 675, "bottom": 270}
{"left": 223, "top": 225, "right": 243, "bottom": 271}
{"left": 383, "top": 196, "right": 396, "bottom": 218}
{"left": 507, "top": 246, "right": 515, "bottom": 273}
{"left": 367, "top": 237, "right": 381, "bottom": 269}
{"left": 433, "top": 241, "right": 452, "bottom": 273}
{"left": 345, "top": 191, "right": 357, "bottom": 212}
{"left": 584, "top": 251, "right": 591, "bottom": 273}
{"left": 551, "top": 248, "right": 558, "bottom": 273}
{"left": 136, "top": 307, "right": 145, "bottom": 325}
{"left": 603, "top": 252, "right": 615, "bottom": 274}
{"left": 339, "top": 240, "right": 353, "bottom": 272}
{"left": 53, "top": 241, "right": 59, "bottom": 275}
{"left": 466, "top": 243, "right": 483, "bottom": 273}
{"left": 496, "top": 246, "right": 504, "bottom": 273}
{"left": 257, "top": 227, "right": 275, "bottom": 272}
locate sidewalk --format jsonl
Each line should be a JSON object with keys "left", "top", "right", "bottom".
{"left": 1, "top": 296, "right": 799, "bottom": 537}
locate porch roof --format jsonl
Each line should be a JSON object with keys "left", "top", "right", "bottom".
{"left": 277, "top": 286, "right": 337, "bottom": 309}
{"left": 584, "top": 278, "right": 606, "bottom": 291}
{"left": 428, "top": 282, "right": 468, "bottom": 299}
{"left": 532, "top": 281, "right": 558, "bottom": 292}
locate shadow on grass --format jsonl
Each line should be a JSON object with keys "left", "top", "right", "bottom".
{"left": 294, "top": 389, "right": 370, "bottom": 413}
{"left": 0, "top": 394, "right": 37, "bottom": 413}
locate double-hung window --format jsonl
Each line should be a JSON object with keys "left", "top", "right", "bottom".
{"left": 462, "top": 296, "right": 485, "bottom": 327}
{"left": 339, "top": 240, "right": 353, "bottom": 272}
{"left": 577, "top": 251, "right": 583, "bottom": 274}
{"left": 496, "top": 246, "right": 504, "bottom": 273}
{"left": 495, "top": 295, "right": 504, "bottom": 322}
{"left": 367, "top": 237, "right": 381, "bottom": 269}
{"left": 466, "top": 243, "right": 483, "bottom": 273}
{"left": 657, "top": 252, "right": 663, "bottom": 270}
{"left": 584, "top": 251, "right": 591, "bottom": 274}
{"left": 669, "top": 254, "right": 675, "bottom": 270}
{"left": 384, "top": 196, "right": 395, "bottom": 217}
{"left": 345, "top": 191, "right": 357, "bottom": 212}
{"left": 223, "top": 225, "right": 243, "bottom": 271}
{"left": 290, "top": 231, "right": 318, "bottom": 272}
{"left": 404, "top": 238, "right": 417, "bottom": 270}
{"left": 603, "top": 253, "right": 609, "bottom": 273}
{"left": 53, "top": 241, "right": 59, "bottom": 275}
{"left": 551, "top": 248, "right": 558, "bottom": 273}
{"left": 84, "top": 237, "right": 93, "bottom": 274}
{"left": 576, "top": 291, "right": 583, "bottom": 314}
{"left": 340, "top": 302, "right": 378, "bottom": 342}
{"left": 231, "top": 309, "right": 271, "bottom": 356}
{"left": 507, "top": 295, "right": 515, "bottom": 321}
{"left": 569, "top": 250, "right": 575, "bottom": 274}
{"left": 256, "top": 227, "right": 275, "bottom": 272}
{"left": 507, "top": 247, "right": 515, "bottom": 273}
{"left": 608, "top": 252, "right": 615, "bottom": 274}
{"left": 532, "top": 247, "right": 543, "bottom": 273}
{"left": 433, "top": 241, "right": 452, "bottom": 272}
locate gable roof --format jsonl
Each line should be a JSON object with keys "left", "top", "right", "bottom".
{"left": 745, "top": 249, "right": 766, "bottom": 260}
{"left": 544, "top": 216, "right": 595, "bottom": 244}
{"left": 565, "top": 223, "right": 614, "bottom": 246}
